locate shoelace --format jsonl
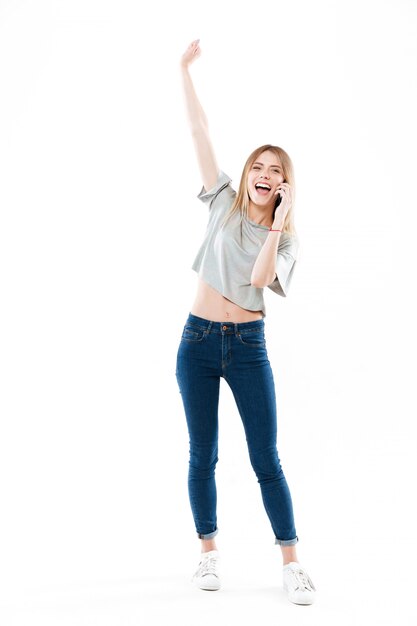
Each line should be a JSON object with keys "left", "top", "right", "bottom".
{"left": 289, "top": 567, "right": 316, "bottom": 592}
{"left": 195, "top": 555, "right": 219, "bottom": 578}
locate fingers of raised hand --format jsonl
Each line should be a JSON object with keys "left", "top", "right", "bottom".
{"left": 181, "top": 40, "right": 201, "bottom": 66}
{"left": 190, "top": 39, "right": 200, "bottom": 53}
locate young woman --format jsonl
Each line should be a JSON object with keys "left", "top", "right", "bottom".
{"left": 175, "top": 39, "right": 316, "bottom": 605}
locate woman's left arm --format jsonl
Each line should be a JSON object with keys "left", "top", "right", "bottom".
{"left": 250, "top": 183, "right": 292, "bottom": 288}
{"left": 250, "top": 230, "right": 283, "bottom": 288}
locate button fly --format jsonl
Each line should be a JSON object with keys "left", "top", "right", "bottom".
{"left": 222, "top": 325, "right": 228, "bottom": 331}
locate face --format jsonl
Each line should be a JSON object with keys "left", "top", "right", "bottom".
{"left": 247, "top": 150, "right": 285, "bottom": 207}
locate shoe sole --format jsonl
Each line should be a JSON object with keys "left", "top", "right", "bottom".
{"left": 192, "top": 578, "right": 221, "bottom": 591}
{"left": 284, "top": 584, "right": 315, "bottom": 605}
{"left": 289, "top": 597, "right": 315, "bottom": 605}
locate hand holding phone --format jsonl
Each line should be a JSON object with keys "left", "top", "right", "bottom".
{"left": 272, "top": 182, "right": 292, "bottom": 227}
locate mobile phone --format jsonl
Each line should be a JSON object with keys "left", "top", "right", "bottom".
{"left": 274, "top": 193, "right": 282, "bottom": 209}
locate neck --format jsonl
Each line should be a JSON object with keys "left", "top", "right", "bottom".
{"left": 247, "top": 201, "right": 274, "bottom": 227}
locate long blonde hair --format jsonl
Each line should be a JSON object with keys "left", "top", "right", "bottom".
{"left": 221, "top": 144, "right": 297, "bottom": 237}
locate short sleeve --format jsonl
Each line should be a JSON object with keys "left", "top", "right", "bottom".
{"left": 197, "top": 170, "right": 233, "bottom": 211}
{"left": 268, "top": 235, "right": 299, "bottom": 297}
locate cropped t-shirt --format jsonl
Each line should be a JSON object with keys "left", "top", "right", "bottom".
{"left": 191, "top": 170, "right": 299, "bottom": 318}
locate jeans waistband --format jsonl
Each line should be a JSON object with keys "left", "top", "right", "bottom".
{"left": 186, "top": 312, "right": 265, "bottom": 335}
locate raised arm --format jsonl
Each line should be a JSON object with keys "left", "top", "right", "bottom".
{"left": 180, "top": 40, "right": 219, "bottom": 192}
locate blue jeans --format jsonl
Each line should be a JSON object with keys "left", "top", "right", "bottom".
{"left": 175, "top": 313, "right": 298, "bottom": 547}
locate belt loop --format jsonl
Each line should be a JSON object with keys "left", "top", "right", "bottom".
{"left": 207, "top": 320, "right": 213, "bottom": 334}
{"left": 234, "top": 322, "right": 238, "bottom": 336}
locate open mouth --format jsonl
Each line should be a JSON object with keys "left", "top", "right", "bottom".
{"left": 255, "top": 183, "right": 271, "bottom": 196}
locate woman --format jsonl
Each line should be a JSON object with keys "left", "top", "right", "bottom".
{"left": 175, "top": 39, "right": 316, "bottom": 605}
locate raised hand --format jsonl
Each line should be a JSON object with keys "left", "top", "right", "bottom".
{"left": 180, "top": 39, "right": 202, "bottom": 69}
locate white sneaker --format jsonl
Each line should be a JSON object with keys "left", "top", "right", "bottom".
{"left": 283, "top": 561, "right": 316, "bottom": 605}
{"left": 191, "top": 550, "right": 221, "bottom": 591}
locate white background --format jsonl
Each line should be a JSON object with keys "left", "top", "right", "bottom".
{"left": 1, "top": 0, "right": 416, "bottom": 624}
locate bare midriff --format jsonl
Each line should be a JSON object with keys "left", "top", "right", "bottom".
{"left": 190, "top": 277, "right": 263, "bottom": 323}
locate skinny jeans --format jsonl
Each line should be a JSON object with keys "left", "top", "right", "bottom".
{"left": 175, "top": 313, "right": 298, "bottom": 546}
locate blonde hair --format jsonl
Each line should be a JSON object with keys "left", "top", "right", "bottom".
{"left": 221, "top": 144, "right": 297, "bottom": 237}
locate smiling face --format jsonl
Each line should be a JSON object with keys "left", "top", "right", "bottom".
{"left": 247, "top": 150, "right": 285, "bottom": 208}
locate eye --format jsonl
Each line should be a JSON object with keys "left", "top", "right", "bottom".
{"left": 253, "top": 166, "right": 260, "bottom": 169}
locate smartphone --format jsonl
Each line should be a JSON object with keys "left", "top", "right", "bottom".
{"left": 273, "top": 182, "right": 285, "bottom": 221}
{"left": 274, "top": 192, "right": 282, "bottom": 209}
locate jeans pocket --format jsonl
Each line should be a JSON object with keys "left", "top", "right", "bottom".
{"left": 181, "top": 324, "right": 207, "bottom": 343}
{"left": 237, "top": 329, "right": 266, "bottom": 347}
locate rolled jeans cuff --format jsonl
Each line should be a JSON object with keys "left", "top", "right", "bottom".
{"left": 275, "top": 535, "right": 298, "bottom": 546}
{"left": 197, "top": 528, "right": 219, "bottom": 540}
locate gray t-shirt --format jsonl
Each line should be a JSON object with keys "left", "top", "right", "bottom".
{"left": 191, "top": 170, "right": 299, "bottom": 318}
